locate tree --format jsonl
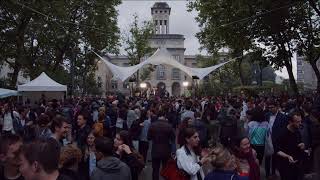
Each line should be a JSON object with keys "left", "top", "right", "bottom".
{"left": 307, "top": 0, "right": 320, "bottom": 16}
{"left": 295, "top": 3, "right": 320, "bottom": 91}
{"left": 188, "top": 0, "right": 255, "bottom": 85}
{"left": 123, "top": 14, "right": 155, "bottom": 84}
{"left": 189, "top": 0, "right": 307, "bottom": 95}
{"left": 0, "top": 0, "right": 121, "bottom": 91}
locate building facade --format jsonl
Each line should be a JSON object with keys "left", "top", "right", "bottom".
{"left": 296, "top": 54, "right": 320, "bottom": 89}
{"left": 95, "top": 2, "right": 225, "bottom": 96}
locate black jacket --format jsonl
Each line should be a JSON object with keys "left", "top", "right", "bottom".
{"left": 148, "top": 119, "right": 175, "bottom": 158}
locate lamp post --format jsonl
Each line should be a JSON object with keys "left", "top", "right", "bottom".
{"left": 192, "top": 76, "right": 200, "bottom": 97}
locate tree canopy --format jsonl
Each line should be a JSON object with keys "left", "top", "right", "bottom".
{"left": 0, "top": 0, "right": 121, "bottom": 95}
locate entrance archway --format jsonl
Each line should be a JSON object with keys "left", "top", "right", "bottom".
{"left": 157, "top": 82, "right": 166, "bottom": 97}
{"left": 172, "top": 82, "right": 181, "bottom": 97}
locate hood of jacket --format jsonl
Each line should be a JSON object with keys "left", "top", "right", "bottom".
{"left": 96, "top": 156, "right": 126, "bottom": 173}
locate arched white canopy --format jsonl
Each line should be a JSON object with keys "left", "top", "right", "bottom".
{"left": 94, "top": 48, "right": 234, "bottom": 81}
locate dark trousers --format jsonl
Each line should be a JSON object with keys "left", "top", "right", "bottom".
{"left": 278, "top": 162, "right": 303, "bottom": 180}
{"left": 265, "top": 154, "right": 277, "bottom": 177}
{"left": 152, "top": 157, "right": 168, "bottom": 180}
{"left": 2, "top": 130, "right": 12, "bottom": 136}
{"left": 252, "top": 144, "right": 265, "bottom": 165}
{"left": 139, "top": 141, "right": 149, "bottom": 163}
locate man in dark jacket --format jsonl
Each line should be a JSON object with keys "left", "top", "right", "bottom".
{"left": 76, "top": 114, "right": 91, "bottom": 152}
{"left": 264, "top": 101, "right": 288, "bottom": 179}
{"left": 91, "top": 137, "right": 131, "bottom": 180}
{"left": 148, "top": 116, "right": 175, "bottom": 180}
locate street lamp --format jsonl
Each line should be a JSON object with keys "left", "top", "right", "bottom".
{"left": 182, "top": 81, "right": 189, "bottom": 87}
{"left": 140, "top": 82, "right": 147, "bottom": 89}
{"left": 182, "top": 81, "right": 189, "bottom": 96}
{"left": 140, "top": 82, "right": 147, "bottom": 97}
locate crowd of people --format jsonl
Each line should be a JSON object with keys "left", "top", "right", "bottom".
{"left": 0, "top": 92, "right": 320, "bottom": 180}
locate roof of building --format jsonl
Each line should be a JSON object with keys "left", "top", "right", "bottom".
{"left": 152, "top": 2, "right": 170, "bottom": 9}
{"left": 150, "top": 34, "right": 184, "bottom": 40}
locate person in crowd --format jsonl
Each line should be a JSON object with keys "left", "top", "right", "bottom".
{"left": 106, "top": 101, "right": 118, "bottom": 138}
{"left": 37, "top": 113, "right": 52, "bottom": 139}
{"left": 177, "top": 117, "right": 194, "bottom": 147}
{"left": 176, "top": 127, "right": 209, "bottom": 180}
{"left": 138, "top": 110, "right": 151, "bottom": 163}
{"left": 50, "top": 115, "right": 70, "bottom": 146}
{"left": 114, "top": 130, "right": 145, "bottom": 180}
{"left": 116, "top": 105, "right": 127, "bottom": 132}
{"left": 247, "top": 107, "right": 268, "bottom": 164}
{"left": 0, "top": 134, "right": 24, "bottom": 180}
{"left": 264, "top": 101, "right": 287, "bottom": 179}
{"left": 205, "top": 146, "right": 248, "bottom": 180}
{"left": 81, "top": 131, "right": 97, "bottom": 179}
{"left": 127, "top": 107, "right": 138, "bottom": 129}
{"left": 59, "top": 145, "right": 83, "bottom": 180}
{"left": 309, "top": 106, "right": 320, "bottom": 180}
{"left": 19, "top": 138, "right": 71, "bottom": 180}
{"left": 233, "top": 136, "right": 260, "bottom": 180}
{"left": 193, "top": 112, "right": 209, "bottom": 148}
{"left": 274, "top": 111, "right": 305, "bottom": 180}
{"left": 148, "top": 114, "right": 175, "bottom": 180}
{"left": 90, "top": 136, "right": 131, "bottom": 180}
{"left": 76, "top": 114, "right": 91, "bottom": 152}
{"left": 92, "top": 111, "right": 105, "bottom": 137}
{"left": 181, "top": 100, "right": 195, "bottom": 122}
{"left": 2, "top": 103, "right": 19, "bottom": 135}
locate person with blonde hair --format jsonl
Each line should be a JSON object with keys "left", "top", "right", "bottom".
{"left": 205, "top": 146, "right": 248, "bottom": 180}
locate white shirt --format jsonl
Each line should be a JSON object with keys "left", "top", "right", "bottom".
{"left": 176, "top": 146, "right": 204, "bottom": 180}
{"left": 3, "top": 112, "right": 13, "bottom": 132}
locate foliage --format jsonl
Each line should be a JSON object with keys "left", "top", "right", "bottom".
{"left": 188, "top": 0, "right": 318, "bottom": 95}
{"left": 0, "top": 0, "right": 121, "bottom": 91}
{"left": 123, "top": 14, "right": 155, "bottom": 83}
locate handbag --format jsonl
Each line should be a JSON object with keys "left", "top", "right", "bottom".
{"left": 160, "top": 157, "right": 190, "bottom": 180}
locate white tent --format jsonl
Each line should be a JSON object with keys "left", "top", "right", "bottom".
{"left": 18, "top": 72, "right": 67, "bottom": 104}
{"left": 0, "top": 88, "right": 19, "bottom": 98}
{"left": 94, "top": 48, "right": 234, "bottom": 81}
{"left": 18, "top": 72, "right": 67, "bottom": 92}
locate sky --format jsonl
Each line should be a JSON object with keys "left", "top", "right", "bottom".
{"left": 116, "top": 0, "right": 295, "bottom": 79}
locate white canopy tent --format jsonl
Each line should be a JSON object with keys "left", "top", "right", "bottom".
{"left": 18, "top": 72, "right": 67, "bottom": 104}
{"left": 18, "top": 72, "right": 67, "bottom": 91}
{"left": 94, "top": 48, "right": 234, "bottom": 81}
{"left": 0, "top": 88, "right": 19, "bottom": 99}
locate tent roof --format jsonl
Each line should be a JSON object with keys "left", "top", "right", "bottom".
{"left": 94, "top": 48, "right": 234, "bottom": 81}
{"left": 0, "top": 88, "right": 19, "bottom": 98}
{"left": 18, "top": 72, "right": 67, "bottom": 92}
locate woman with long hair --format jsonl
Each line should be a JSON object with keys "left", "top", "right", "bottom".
{"left": 233, "top": 136, "right": 260, "bottom": 180}
{"left": 247, "top": 107, "right": 268, "bottom": 164}
{"left": 176, "top": 128, "right": 209, "bottom": 180}
{"left": 79, "top": 131, "right": 97, "bottom": 180}
{"left": 114, "top": 130, "right": 145, "bottom": 180}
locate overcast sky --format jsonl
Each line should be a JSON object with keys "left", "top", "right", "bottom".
{"left": 116, "top": 0, "right": 295, "bottom": 78}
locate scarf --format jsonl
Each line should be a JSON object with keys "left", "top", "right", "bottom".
{"left": 235, "top": 148, "right": 260, "bottom": 180}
